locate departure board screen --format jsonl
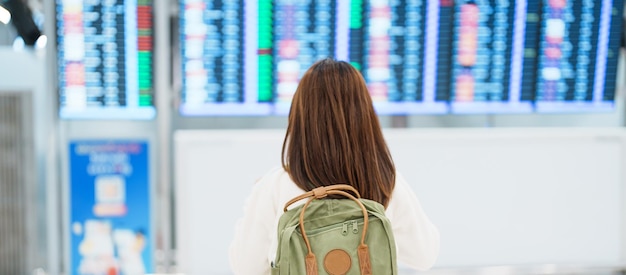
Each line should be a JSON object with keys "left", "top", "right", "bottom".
{"left": 352, "top": 0, "right": 448, "bottom": 114}
{"left": 270, "top": 0, "right": 337, "bottom": 114}
{"left": 533, "top": 0, "right": 624, "bottom": 112}
{"left": 178, "top": 0, "right": 624, "bottom": 116}
{"left": 57, "top": 0, "right": 155, "bottom": 119}
{"left": 449, "top": 0, "right": 533, "bottom": 113}
{"left": 180, "top": 0, "right": 253, "bottom": 115}
{"left": 180, "top": 0, "right": 338, "bottom": 116}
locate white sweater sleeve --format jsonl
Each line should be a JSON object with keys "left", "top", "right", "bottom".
{"left": 386, "top": 174, "right": 440, "bottom": 271}
{"left": 228, "top": 174, "right": 278, "bottom": 275}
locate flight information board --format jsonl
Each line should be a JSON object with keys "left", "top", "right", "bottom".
{"left": 448, "top": 0, "right": 533, "bottom": 113}
{"left": 352, "top": 0, "right": 448, "bottom": 114}
{"left": 270, "top": 0, "right": 337, "bottom": 114}
{"left": 178, "top": 0, "right": 624, "bottom": 116}
{"left": 57, "top": 0, "right": 155, "bottom": 119}
{"left": 180, "top": 0, "right": 251, "bottom": 115}
{"left": 533, "top": 0, "right": 623, "bottom": 112}
{"left": 180, "top": 0, "right": 339, "bottom": 115}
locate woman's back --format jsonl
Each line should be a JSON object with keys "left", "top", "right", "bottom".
{"left": 229, "top": 166, "right": 440, "bottom": 274}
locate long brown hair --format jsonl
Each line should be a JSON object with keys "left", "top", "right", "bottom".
{"left": 281, "top": 58, "right": 396, "bottom": 207}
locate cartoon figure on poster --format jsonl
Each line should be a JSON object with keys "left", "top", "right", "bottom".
{"left": 69, "top": 141, "right": 152, "bottom": 275}
{"left": 75, "top": 220, "right": 148, "bottom": 275}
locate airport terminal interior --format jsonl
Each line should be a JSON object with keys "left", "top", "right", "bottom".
{"left": 1, "top": 0, "right": 626, "bottom": 274}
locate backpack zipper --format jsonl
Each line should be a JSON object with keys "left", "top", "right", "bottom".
{"left": 297, "top": 218, "right": 371, "bottom": 237}
{"left": 342, "top": 220, "right": 360, "bottom": 236}
{"left": 351, "top": 220, "right": 359, "bottom": 234}
{"left": 342, "top": 222, "right": 349, "bottom": 236}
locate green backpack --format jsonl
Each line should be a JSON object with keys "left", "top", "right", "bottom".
{"left": 271, "top": 185, "right": 398, "bottom": 275}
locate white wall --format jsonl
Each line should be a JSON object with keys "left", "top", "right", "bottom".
{"left": 174, "top": 128, "right": 626, "bottom": 274}
{"left": 384, "top": 128, "right": 625, "bottom": 267}
{"left": 174, "top": 130, "right": 284, "bottom": 274}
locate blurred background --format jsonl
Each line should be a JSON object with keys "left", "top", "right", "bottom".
{"left": 1, "top": 0, "right": 626, "bottom": 274}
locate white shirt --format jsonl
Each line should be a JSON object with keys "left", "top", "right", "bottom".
{"left": 229, "top": 166, "right": 440, "bottom": 274}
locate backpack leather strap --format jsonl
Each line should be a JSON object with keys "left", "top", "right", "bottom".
{"left": 357, "top": 244, "right": 372, "bottom": 275}
{"left": 283, "top": 184, "right": 361, "bottom": 212}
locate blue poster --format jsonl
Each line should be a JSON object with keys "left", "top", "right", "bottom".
{"left": 69, "top": 140, "right": 153, "bottom": 275}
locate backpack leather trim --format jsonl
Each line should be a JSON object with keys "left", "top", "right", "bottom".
{"left": 324, "top": 249, "right": 352, "bottom": 275}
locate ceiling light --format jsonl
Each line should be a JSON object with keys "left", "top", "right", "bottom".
{"left": 0, "top": 5, "right": 11, "bottom": 25}
{"left": 35, "top": 35, "right": 47, "bottom": 49}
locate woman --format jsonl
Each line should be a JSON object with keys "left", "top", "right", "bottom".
{"left": 229, "top": 58, "right": 439, "bottom": 274}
